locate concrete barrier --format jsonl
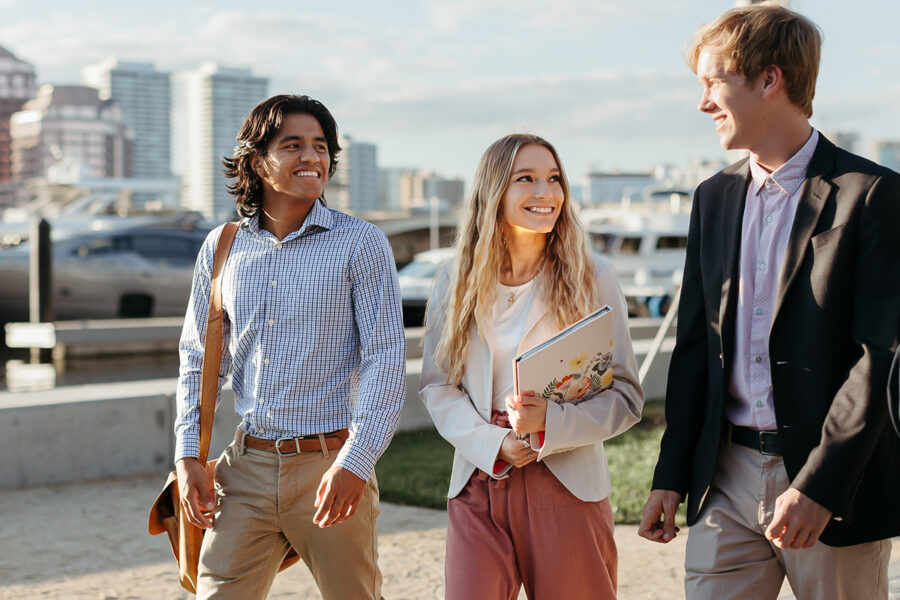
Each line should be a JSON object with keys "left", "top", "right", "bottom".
{"left": 0, "top": 363, "right": 432, "bottom": 490}
{"left": 0, "top": 320, "right": 674, "bottom": 490}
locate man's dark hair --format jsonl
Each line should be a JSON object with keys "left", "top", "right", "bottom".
{"left": 223, "top": 94, "right": 341, "bottom": 217}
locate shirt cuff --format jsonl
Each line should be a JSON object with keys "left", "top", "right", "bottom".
{"left": 334, "top": 439, "right": 379, "bottom": 482}
{"left": 174, "top": 437, "right": 199, "bottom": 463}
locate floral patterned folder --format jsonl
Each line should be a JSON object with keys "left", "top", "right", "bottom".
{"left": 513, "top": 305, "right": 614, "bottom": 405}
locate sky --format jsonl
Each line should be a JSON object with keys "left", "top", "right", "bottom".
{"left": 2, "top": 0, "right": 898, "bottom": 184}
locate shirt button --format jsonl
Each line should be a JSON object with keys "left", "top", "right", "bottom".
{"left": 267, "top": 319, "right": 275, "bottom": 326}
{"left": 257, "top": 398, "right": 263, "bottom": 404}
{"left": 756, "top": 308, "right": 764, "bottom": 315}
{"left": 754, "top": 356, "right": 763, "bottom": 363}
{"left": 759, "top": 262, "right": 767, "bottom": 271}
{"left": 271, "top": 280, "right": 277, "bottom": 286}
{"left": 765, "top": 215, "right": 773, "bottom": 223}
{"left": 756, "top": 401, "right": 763, "bottom": 407}
{"left": 275, "top": 243, "right": 282, "bottom": 250}
{"left": 263, "top": 358, "right": 270, "bottom": 365}
{"left": 258, "top": 427, "right": 265, "bottom": 435}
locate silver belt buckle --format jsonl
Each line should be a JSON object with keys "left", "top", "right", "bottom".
{"left": 275, "top": 437, "right": 301, "bottom": 456}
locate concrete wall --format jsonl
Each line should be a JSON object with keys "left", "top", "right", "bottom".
{"left": 0, "top": 369, "right": 433, "bottom": 490}
{"left": 0, "top": 322, "right": 672, "bottom": 490}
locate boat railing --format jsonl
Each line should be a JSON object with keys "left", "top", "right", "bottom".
{"left": 639, "top": 284, "right": 680, "bottom": 386}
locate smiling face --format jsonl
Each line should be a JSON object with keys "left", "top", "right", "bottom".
{"left": 500, "top": 144, "right": 564, "bottom": 237}
{"left": 696, "top": 46, "right": 767, "bottom": 153}
{"left": 254, "top": 112, "right": 330, "bottom": 205}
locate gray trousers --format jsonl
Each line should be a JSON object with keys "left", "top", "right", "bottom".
{"left": 685, "top": 440, "right": 891, "bottom": 600}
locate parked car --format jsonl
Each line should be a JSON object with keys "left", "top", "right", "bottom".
{"left": 0, "top": 222, "right": 212, "bottom": 322}
{"left": 398, "top": 247, "right": 453, "bottom": 326}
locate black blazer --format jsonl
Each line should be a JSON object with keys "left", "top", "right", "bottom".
{"left": 651, "top": 135, "right": 900, "bottom": 546}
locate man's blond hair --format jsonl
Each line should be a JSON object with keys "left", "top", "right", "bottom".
{"left": 686, "top": 2, "right": 822, "bottom": 117}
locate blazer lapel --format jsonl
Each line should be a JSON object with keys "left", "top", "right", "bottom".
{"left": 718, "top": 160, "right": 749, "bottom": 359}
{"left": 771, "top": 139, "right": 835, "bottom": 322}
{"left": 517, "top": 291, "right": 551, "bottom": 354}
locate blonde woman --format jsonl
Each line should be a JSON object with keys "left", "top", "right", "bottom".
{"left": 420, "top": 133, "right": 644, "bottom": 600}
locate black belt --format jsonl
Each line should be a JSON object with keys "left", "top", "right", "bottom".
{"left": 731, "top": 425, "right": 782, "bottom": 456}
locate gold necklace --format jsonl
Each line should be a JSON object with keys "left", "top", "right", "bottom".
{"left": 502, "top": 256, "right": 545, "bottom": 306}
{"left": 506, "top": 284, "right": 525, "bottom": 306}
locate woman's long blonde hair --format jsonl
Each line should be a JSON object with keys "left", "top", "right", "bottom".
{"left": 430, "top": 134, "right": 600, "bottom": 386}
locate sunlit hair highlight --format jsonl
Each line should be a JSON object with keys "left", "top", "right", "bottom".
{"left": 430, "top": 134, "right": 600, "bottom": 387}
{"left": 685, "top": 2, "right": 822, "bottom": 117}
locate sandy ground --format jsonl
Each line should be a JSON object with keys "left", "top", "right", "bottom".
{"left": 1, "top": 473, "right": 894, "bottom": 599}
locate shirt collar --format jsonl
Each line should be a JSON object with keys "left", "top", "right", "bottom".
{"left": 241, "top": 198, "right": 333, "bottom": 239}
{"left": 748, "top": 128, "right": 819, "bottom": 199}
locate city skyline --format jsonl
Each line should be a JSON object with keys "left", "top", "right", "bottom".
{"left": 1, "top": 0, "right": 898, "bottom": 184}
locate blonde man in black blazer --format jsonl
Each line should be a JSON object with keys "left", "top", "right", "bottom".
{"left": 639, "top": 5, "right": 900, "bottom": 599}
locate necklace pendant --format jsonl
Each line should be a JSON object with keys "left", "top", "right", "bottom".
{"left": 506, "top": 292, "right": 516, "bottom": 306}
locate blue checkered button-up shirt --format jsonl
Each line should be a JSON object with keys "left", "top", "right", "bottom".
{"left": 175, "top": 200, "right": 406, "bottom": 480}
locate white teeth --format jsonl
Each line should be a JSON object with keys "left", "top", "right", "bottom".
{"left": 526, "top": 207, "right": 553, "bottom": 214}
{"left": 296, "top": 170, "right": 318, "bottom": 177}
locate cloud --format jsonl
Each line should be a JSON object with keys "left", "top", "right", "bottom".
{"left": 330, "top": 70, "right": 702, "bottom": 141}
{"left": 425, "top": 0, "right": 692, "bottom": 33}
{"left": 427, "top": 1, "right": 485, "bottom": 33}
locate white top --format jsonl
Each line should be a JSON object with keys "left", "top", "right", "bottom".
{"left": 490, "top": 280, "right": 538, "bottom": 411}
{"left": 420, "top": 258, "right": 645, "bottom": 501}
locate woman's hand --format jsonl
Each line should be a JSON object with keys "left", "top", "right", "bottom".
{"left": 497, "top": 430, "right": 537, "bottom": 468}
{"left": 506, "top": 392, "right": 547, "bottom": 436}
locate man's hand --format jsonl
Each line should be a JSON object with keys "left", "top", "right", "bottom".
{"left": 638, "top": 489, "right": 683, "bottom": 543}
{"left": 497, "top": 430, "right": 538, "bottom": 468}
{"left": 506, "top": 391, "right": 547, "bottom": 436}
{"left": 175, "top": 457, "right": 216, "bottom": 529}
{"left": 314, "top": 464, "right": 367, "bottom": 528}
{"left": 765, "top": 487, "right": 832, "bottom": 549}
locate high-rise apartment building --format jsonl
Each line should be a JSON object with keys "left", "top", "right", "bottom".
{"left": 875, "top": 141, "right": 900, "bottom": 173}
{"left": 348, "top": 138, "right": 379, "bottom": 212}
{"left": 10, "top": 84, "right": 133, "bottom": 181}
{"left": 81, "top": 59, "right": 171, "bottom": 181}
{"left": 384, "top": 169, "right": 465, "bottom": 211}
{"left": 378, "top": 167, "right": 415, "bottom": 210}
{"left": 0, "top": 46, "right": 36, "bottom": 184}
{"left": 326, "top": 135, "right": 379, "bottom": 213}
{"left": 175, "top": 63, "right": 267, "bottom": 221}
{"left": 827, "top": 131, "right": 860, "bottom": 154}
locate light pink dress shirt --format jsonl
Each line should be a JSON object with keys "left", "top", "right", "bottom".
{"left": 726, "top": 129, "right": 819, "bottom": 431}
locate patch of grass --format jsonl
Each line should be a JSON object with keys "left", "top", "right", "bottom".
{"left": 605, "top": 423, "right": 686, "bottom": 525}
{"left": 376, "top": 429, "right": 454, "bottom": 509}
{"left": 376, "top": 418, "right": 686, "bottom": 526}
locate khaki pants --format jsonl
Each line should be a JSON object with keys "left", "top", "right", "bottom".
{"left": 445, "top": 462, "right": 617, "bottom": 600}
{"left": 196, "top": 439, "right": 382, "bottom": 600}
{"left": 685, "top": 440, "right": 890, "bottom": 600}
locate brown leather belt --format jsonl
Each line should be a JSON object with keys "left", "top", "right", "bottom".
{"left": 235, "top": 428, "right": 349, "bottom": 455}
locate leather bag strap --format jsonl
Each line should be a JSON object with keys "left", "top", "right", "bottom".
{"left": 197, "top": 222, "right": 239, "bottom": 464}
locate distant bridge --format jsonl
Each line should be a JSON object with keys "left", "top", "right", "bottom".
{"left": 364, "top": 211, "right": 460, "bottom": 264}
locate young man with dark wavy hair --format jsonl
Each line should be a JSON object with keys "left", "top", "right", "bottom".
{"left": 639, "top": 4, "right": 900, "bottom": 599}
{"left": 174, "top": 94, "right": 405, "bottom": 599}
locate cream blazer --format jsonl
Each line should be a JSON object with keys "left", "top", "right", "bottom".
{"left": 420, "top": 258, "right": 644, "bottom": 501}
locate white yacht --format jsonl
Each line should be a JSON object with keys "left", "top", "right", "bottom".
{"left": 580, "top": 189, "right": 690, "bottom": 317}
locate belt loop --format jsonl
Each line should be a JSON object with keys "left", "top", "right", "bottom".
{"left": 236, "top": 428, "right": 247, "bottom": 455}
{"left": 318, "top": 433, "right": 330, "bottom": 459}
